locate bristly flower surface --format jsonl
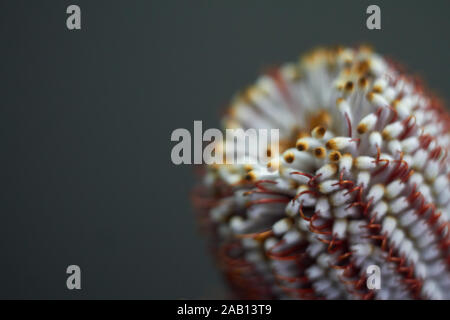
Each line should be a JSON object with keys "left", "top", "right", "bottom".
{"left": 193, "top": 46, "right": 450, "bottom": 300}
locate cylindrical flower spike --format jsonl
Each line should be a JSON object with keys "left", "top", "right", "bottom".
{"left": 193, "top": 46, "right": 450, "bottom": 300}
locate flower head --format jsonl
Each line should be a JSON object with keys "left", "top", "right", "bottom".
{"left": 193, "top": 46, "right": 450, "bottom": 299}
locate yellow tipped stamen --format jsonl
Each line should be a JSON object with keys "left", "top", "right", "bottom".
{"left": 372, "top": 85, "right": 383, "bottom": 93}
{"left": 358, "top": 77, "right": 368, "bottom": 88}
{"left": 314, "top": 147, "right": 326, "bottom": 159}
{"left": 326, "top": 139, "right": 338, "bottom": 150}
{"left": 283, "top": 152, "right": 295, "bottom": 164}
{"left": 325, "top": 137, "right": 350, "bottom": 150}
{"left": 312, "top": 126, "right": 326, "bottom": 139}
{"left": 329, "top": 151, "right": 342, "bottom": 162}
{"left": 381, "top": 130, "right": 391, "bottom": 140}
{"left": 245, "top": 171, "right": 256, "bottom": 182}
{"left": 344, "top": 81, "right": 354, "bottom": 92}
{"left": 356, "top": 60, "right": 370, "bottom": 74}
{"left": 296, "top": 140, "right": 309, "bottom": 151}
{"left": 357, "top": 123, "right": 368, "bottom": 134}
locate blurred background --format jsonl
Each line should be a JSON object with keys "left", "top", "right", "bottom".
{"left": 0, "top": 0, "right": 449, "bottom": 299}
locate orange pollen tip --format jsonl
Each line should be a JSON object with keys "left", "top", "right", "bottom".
{"left": 372, "top": 85, "right": 382, "bottom": 93}
{"left": 314, "top": 147, "right": 326, "bottom": 158}
{"left": 284, "top": 152, "right": 295, "bottom": 163}
{"left": 326, "top": 140, "right": 337, "bottom": 150}
{"left": 245, "top": 171, "right": 255, "bottom": 181}
{"left": 313, "top": 126, "right": 326, "bottom": 138}
{"left": 296, "top": 141, "right": 308, "bottom": 151}
{"left": 357, "top": 123, "right": 368, "bottom": 134}
{"left": 358, "top": 77, "right": 368, "bottom": 87}
{"left": 329, "top": 151, "right": 342, "bottom": 162}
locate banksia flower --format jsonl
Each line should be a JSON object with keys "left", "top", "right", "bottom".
{"left": 192, "top": 46, "right": 450, "bottom": 299}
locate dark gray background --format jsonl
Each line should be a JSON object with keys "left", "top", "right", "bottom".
{"left": 0, "top": 0, "right": 449, "bottom": 299}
